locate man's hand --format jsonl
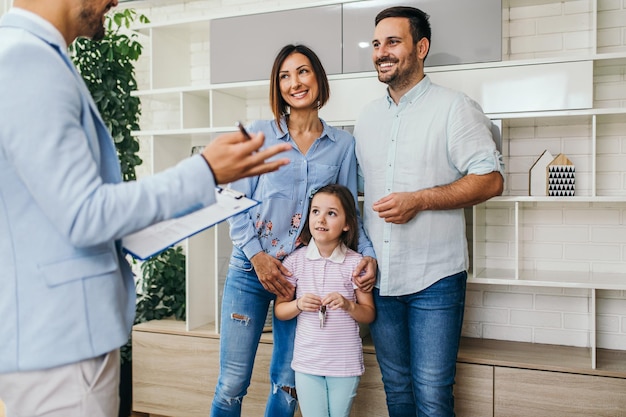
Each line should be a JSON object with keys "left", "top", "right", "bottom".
{"left": 250, "top": 251, "right": 294, "bottom": 299}
{"left": 372, "top": 172, "right": 504, "bottom": 224}
{"left": 353, "top": 256, "right": 377, "bottom": 292}
{"left": 372, "top": 192, "right": 420, "bottom": 224}
{"left": 202, "top": 130, "right": 291, "bottom": 184}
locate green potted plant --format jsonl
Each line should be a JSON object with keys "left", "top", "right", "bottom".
{"left": 70, "top": 8, "right": 182, "bottom": 417}
{"left": 134, "top": 246, "right": 187, "bottom": 326}
{"left": 71, "top": 8, "right": 147, "bottom": 182}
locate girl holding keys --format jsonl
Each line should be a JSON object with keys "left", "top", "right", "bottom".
{"left": 275, "top": 184, "right": 376, "bottom": 417}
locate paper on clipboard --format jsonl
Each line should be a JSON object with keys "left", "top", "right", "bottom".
{"left": 123, "top": 187, "right": 258, "bottom": 260}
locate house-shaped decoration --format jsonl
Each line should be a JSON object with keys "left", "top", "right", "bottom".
{"left": 547, "top": 153, "right": 575, "bottom": 196}
{"left": 529, "top": 150, "right": 553, "bottom": 196}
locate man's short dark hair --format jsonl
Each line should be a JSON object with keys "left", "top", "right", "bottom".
{"left": 375, "top": 6, "right": 431, "bottom": 47}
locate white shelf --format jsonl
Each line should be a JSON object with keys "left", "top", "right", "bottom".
{"left": 133, "top": 80, "right": 270, "bottom": 99}
{"left": 490, "top": 196, "right": 626, "bottom": 203}
{"left": 132, "top": 127, "right": 235, "bottom": 137}
{"left": 471, "top": 269, "right": 626, "bottom": 290}
{"left": 487, "top": 107, "right": 626, "bottom": 121}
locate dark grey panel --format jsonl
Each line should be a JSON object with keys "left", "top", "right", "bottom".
{"left": 210, "top": 5, "right": 342, "bottom": 84}
{"left": 343, "top": 0, "right": 501, "bottom": 73}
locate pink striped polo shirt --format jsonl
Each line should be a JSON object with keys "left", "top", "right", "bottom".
{"left": 282, "top": 239, "right": 364, "bottom": 377}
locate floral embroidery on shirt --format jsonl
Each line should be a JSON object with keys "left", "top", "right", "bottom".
{"left": 289, "top": 213, "right": 302, "bottom": 236}
{"left": 276, "top": 248, "right": 288, "bottom": 260}
{"left": 256, "top": 214, "right": 275, "bottom": 242}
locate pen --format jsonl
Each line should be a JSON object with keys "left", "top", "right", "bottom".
{"left": 236, "top": 121, "right": 252, "bottom": 140}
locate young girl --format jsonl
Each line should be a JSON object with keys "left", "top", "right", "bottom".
{"left": 274, "top": 184, "right": 376, "bottom": 417}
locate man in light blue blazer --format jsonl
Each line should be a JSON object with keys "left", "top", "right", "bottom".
{"left": 0, "top": 1, "right": 291, "bottom": 416}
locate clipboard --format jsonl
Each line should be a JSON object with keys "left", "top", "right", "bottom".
{"left": 122, "top": 187, "right": 258, "bottom": 260}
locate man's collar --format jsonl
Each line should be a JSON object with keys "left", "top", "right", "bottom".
{"left": 385, "top": 74, "right": 431, "bottom": 107}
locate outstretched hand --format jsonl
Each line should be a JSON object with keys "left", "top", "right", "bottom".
{"left": 202, "top": 130, "right": 291, "bottom": 184}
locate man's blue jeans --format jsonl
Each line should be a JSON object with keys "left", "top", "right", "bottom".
{"left": 369, "top": 271, "right": 467, "bottom": 417}
{"left": 210, "top": 248, "right": 297, "bottom": 417}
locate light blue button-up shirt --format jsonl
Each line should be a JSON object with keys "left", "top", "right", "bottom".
{"left": 229, "top": 118, "right": 375, "bottom": 261}
{"left": 355, "top": 75, "right": 504, "bottom": 296}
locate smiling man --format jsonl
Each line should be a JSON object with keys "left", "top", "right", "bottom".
{"left": 354, "top": 6, "right": 504, "bottom": 417}
{"left": 0, "top": 1, "right": 290, "bottom": 416}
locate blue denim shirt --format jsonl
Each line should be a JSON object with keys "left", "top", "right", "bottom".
{"left": 355, "top": 76, "right": 504, "bottom": 296}
{"left": 228, "top": 117, "right": 375, "bottom": 261}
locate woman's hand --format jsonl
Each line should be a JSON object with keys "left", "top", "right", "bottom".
{"left": 250, "top": 251, "right": 294, "bottom": 299}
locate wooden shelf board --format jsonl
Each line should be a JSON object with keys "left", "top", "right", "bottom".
{"left": 458, "top": 337, "right": 626, "bottom": 377}
{"left": 133, "top": 320, "right": 626, "bottom": 377}
{"left": 133, "top": 319, "right": 273, "bottom": 344}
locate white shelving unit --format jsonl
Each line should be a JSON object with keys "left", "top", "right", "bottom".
{"left": 132, "top": 0, "right": 626, "bottom": 370}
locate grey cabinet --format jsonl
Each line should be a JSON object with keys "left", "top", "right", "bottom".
{"left": 210, "top": 5, "right": 342, "bottom": 84}
{"left": 211, "top": 0, "right": 501, "bottom": 83}
{"left": 342, "top": 0, "right": 502, "bottom": 73}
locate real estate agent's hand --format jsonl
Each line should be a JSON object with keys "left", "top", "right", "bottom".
{"left": 202, "top": 130, "right": 291, "bottom": 184}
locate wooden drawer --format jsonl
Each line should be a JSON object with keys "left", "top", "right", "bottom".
{"left": 133, "top": 330, "right": 286, "bottom": 417}
{"left": 455, "top": 363, "right": 494, "bottom": 417}
{"left": 494, "top": 367, "right": 626, "bottom": 417}
{"left": 132, "top": 330, "right": 216, "bottom": 417}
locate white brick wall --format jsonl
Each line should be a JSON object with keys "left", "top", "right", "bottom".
{"left": 504, "top": 0, "right": 595, "bottom": 59}
{"left": 124, "top": 0, "right": 626, "bottom": 351}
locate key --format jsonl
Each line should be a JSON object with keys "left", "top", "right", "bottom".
{"left": 319, "top": 305, "right": 326, "bottom": 329}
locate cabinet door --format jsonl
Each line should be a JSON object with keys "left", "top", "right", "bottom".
{"left": 133, "top": 329, "right": 286, "bottom": 417}
{"left": 132, "top": 330, "right": 216, "bottom": 416}
{"left": 455, "top": 363, "right": 494, "bottom": 417}
{"left": 494, "top": 367, "right": 626, "bottom": 417}
{"left": 342, "top": 0, "right": 501, "bottom": 74}
{"left": 210, "top": 5, "right": 342, "bottom": 84}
